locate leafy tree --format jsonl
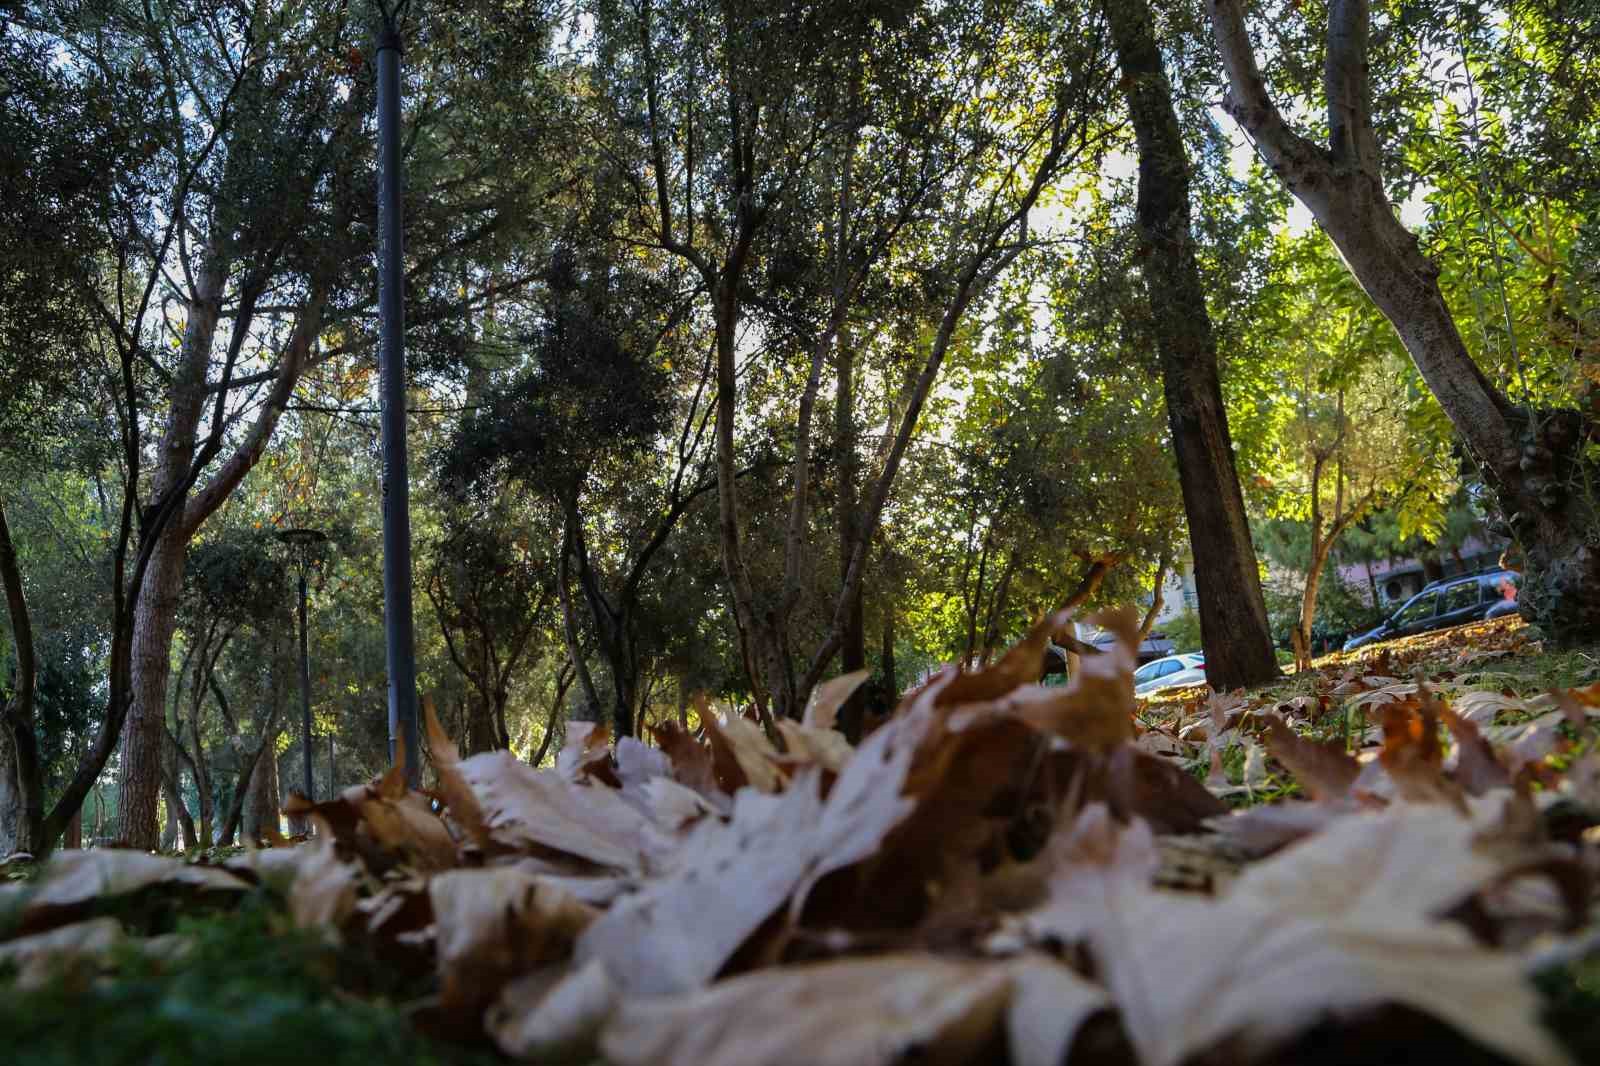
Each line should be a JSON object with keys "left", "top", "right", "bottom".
{"left": 1210, "top": 0, "right": 1600, "bottom": 643}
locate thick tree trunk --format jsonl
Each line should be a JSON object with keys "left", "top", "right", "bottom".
{"left": 0, "top": 498, "right": 42, "bottom": 854}
{"left": 1107, "top": 0, "right": 1279, "bottom": 691}
{"left": 119, "top": 536, "right": 189, "bottom": 849}
{"left": 1209, "top": 0, "right": 1600, "bottom": 642}
{"left": 243, "top": 727, "right": 281, "bottom": 844}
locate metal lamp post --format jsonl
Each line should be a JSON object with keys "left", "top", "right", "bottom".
{"left": 276, "top": 528, "right": 327, "bottom": 803}
{"left": 374, "top": 0, "right": 420, "bottom": 786}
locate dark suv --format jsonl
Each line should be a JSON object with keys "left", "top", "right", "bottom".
{"left": 1342, "top": 569, "right": 1519, "bottom": 652}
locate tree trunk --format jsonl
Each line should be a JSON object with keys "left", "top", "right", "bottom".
{"left": 0, "top": 725, "right": 19, "bottom": 856}
{"left": 1296, "top": 551, "right": 1328, "bottom": 674}
{"left": 244, "top": 728, "right": 281, "bottom": 844}
{"left": 1209, "top": 0, "right": 1600, "bottom": 643}
{"left": 835, "top": 330, "right": 868, "bottom": 737}
{"left": 0, "top": 498, "right": 42, "bottom": 854}
{"left": 161, "top": 768, "right": 197, "bottom": 851}
{"left": 1106, "top": 0, "right": 1279, "bottom": 691}
{"left": 1139, "top": 546, "right": 1173, "bottom": 639}
{"left": 881, "top": 612, "right": 897, "bottom": 702}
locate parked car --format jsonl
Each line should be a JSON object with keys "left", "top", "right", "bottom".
{"left": 1342, "top": 569, "right": 1519, "bottom": 652}
{"left": 1133, "top": 652, "right": 1206, "bottom": 697}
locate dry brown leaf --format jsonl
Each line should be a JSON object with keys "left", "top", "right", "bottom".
{"left": 489, "top": 957, "right": 618, "bottom": 1061}
{"left": 1261, "top": 714, "right": 1360, "bottom": 801}
{"left": 598, "top": 954, "right": 1015, "bottom": 1066}
{"left": 356, "top": 784, "right": 460, "bottom": 872}
{"left": 1209, "top": 800, "right": 1363, "bottom": 857}
{"left": 1022, "top": 803, "right": 1570, "bottom": 1066}
{"left": 575, "top": 700, "right": 934, "bottom": 995}
{"left": 1002, "top": 954, "right": 1112, "bottom": 1066}
{"left": 775, "top": 718, "right": 856, "bottom": 774}
{"left": 287, "top": 817, "right": 361, "bottom": 935}
{"left": 429, "top": 867, "right": 594, "bottom": 1012}
{"left": 556, "top": 721, "right": 615, "bottom": 783}
{"left": 1379, "top": 698, "right": 1465, "bottom": 807}
{"left": 802, "top": 668, "right": 870, "bottom": 730}
{"left": 0, "top": 917, "right": 123, "bottom": 988}
{"left": 703, "top": 710, "right": 785, "bottom": 792}
{"left": 1440, "top": 706, "right": 1514, "bottom": 795}
{"left": 1452, "top": 689, "right": 1536, "bottom": 725}
{"left": 648, "top": 721, "right": 725, "bottom": 805}
{"left": 458, "top": 750, "right": 674, "bottom": 875}
{"left": 16, "top": 850, "right": 247, "bottom": 935}
{"left": 424, "top": 693, "right": 490, "bottom": 848}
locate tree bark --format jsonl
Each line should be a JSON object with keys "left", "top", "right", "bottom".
{"left": 1139, "top": 545, "right": 1173, "bottom": 639}
{"left": 1209, "top": 0, "right": 1600, "bottom": 642}
{"left": 243, "top": 726, "right": 281, "bottom": 845}
{"left": 1106, "top": 0, "right": 1279, "bottom": 691}
{"left": 0, "top": 498, "right": 43, "bottom": 854}
{"left": 0, "top": 725, "right": 19, "bottom": 856}
{"left": 835, "top": 329, "right": 868, "bottom": 736}
{"left": 161, "top": 765, "right": 198, "bottom": 851}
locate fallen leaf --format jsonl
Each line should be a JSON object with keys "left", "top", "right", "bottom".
{"left": 459, "top": 750, "right": 674, "bottom": 875}
{"left": 287, "top": 817, "right": 361, "bottom": 935}
{"left": 16, "top": 850, "right": 247, "bottom": 935}
{"left": 598, "top": 954, "right": 1015, "bottom": 1066}
{"left": 1020, "top": 803, "right": 1570, "bottom": 1066}
{"left": 429, "top": 867, "right": 594, "bottom": 1012}
{"left": 489, "top": 957, "right": 618, "bottom": 1061}
{"left": 1440, "top": 706, "right": 1513, "bottom": 795}
{"left": 802, "top": 668, "right": 870, "bottom": 730}
{"left": 575, "top": 699, "right": 933, "bottom": 994}
{"left": 1261, "top": 714, "right": 1360, "bottom": 801}
{"left": 0, "top": 917, "right": 123, "bottom": 988}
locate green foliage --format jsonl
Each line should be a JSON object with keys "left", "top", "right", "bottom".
{"left": 0, "top": 897, "right": 497, "bottom": 1066}
{"left": 1162, "top": 610, "right": 1203, "bottom": 655}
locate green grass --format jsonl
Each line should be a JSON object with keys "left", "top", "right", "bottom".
{"left": 2, "top": 893, "right": 504, "bottom": 1066}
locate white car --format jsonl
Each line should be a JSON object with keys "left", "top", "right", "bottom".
{"left": 1133, "top": 652, "right": 1206, "bottom": 697}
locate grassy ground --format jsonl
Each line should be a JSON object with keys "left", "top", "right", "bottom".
{"left": 1, "top": 890, "right": 506, "bottom": 1066}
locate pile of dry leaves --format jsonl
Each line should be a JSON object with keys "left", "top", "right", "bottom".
{"left": 3, "top": 608, "right": 1598, "bottom": 1066}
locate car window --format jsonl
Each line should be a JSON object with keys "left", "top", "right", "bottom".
{"left": 1442, "top": 581, "right": 1478, "bottom": 613}
{"left": 1486, "top": 573, "right": 1518, "bottom": 603}
{"left": 1134, "top": 662, "right": 1160, "bottom": 684}
{"left": 1394, "top": 592, "right": 1438, "bottom": 626}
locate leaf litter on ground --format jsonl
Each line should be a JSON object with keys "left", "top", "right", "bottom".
{"left": 3, "top": 613, "right": 1600, "bottom": 1065}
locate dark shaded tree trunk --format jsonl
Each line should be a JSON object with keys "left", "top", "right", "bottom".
{"left": 0, "top": 499, "right": 43, "bottom": 855}
{"left": 1106, "top": 0, "right": 1279, "bottom": 691}
{"left": 0, "top": 726, "right": 19, "bottom": 855}
{"left": 835, "top": 331, "right": 868, "bottom": 734}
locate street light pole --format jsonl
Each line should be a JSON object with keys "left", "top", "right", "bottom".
{"left": 375, "top": 0, "right": 420, "bottom": 785}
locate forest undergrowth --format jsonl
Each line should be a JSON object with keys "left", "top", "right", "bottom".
{"left": 5, "top": 612, "right": 1600, "bottom": 1066}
